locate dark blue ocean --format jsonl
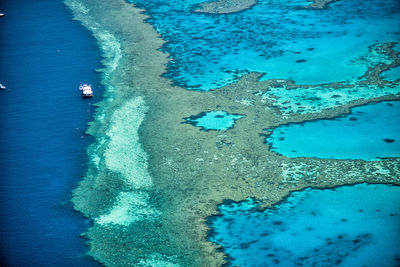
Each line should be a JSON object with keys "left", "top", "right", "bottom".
{"left": 0, "top": 0, "right": 101, "bottom": 265}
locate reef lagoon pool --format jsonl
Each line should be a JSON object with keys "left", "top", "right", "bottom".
{"left": 266, "top": 101, "right": 400, "bottom": 160}
{"left": 184, "top": 111, "right": 244, "bottom": 131}
{"left": 209, "top": 183, "right": 400, "bottom": 267}
{"left": 381, "top": 66, "right": 400, "bottom": 82}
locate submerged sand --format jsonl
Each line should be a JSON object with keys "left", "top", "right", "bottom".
{"left": 304, "top": 0, "right": 339, "bottom": 9}
{"left": 193, "top": 0, "right": 337, "bottom": 14}
{"left": 65, "top": 0, "right": 400, "bottom": 266}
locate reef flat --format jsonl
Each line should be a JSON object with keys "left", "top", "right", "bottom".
{"left": 304, "top": 0, "right": 339, "bottom": 9}
{"left": 194, "top": 0, "right": 257, "bottom": 14}
{"left": 66, "top": 0, "right": 400, "bottom": 266}
{"left": 193, "top": 0, "right": 335, "bottom": 14}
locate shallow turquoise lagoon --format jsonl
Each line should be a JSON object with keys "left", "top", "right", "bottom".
{"left": 209, "top": 183, "right": 400, "bottom": 267}
{"left": 393, "top": 42, "right": 400, "bottom": 52}
{"left": 129, "top": 0, "right": 400, "bottom": 90}
{"left": 266, "top": 101, "right": 400, "bottom": 160}
{"left": 381, "top": 66, "right": 400, "bottom": 81}
{"left": 184, "top": 111, "right": 244, "bottom": 131}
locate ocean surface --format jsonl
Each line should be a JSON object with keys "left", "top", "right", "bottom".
{"left": 266, "top": 101, "right": 400, "bottom": 160}
{"left": 129, "top": 0, "right": 400, "bottom": 90}
{"left": 0, "top": 0, "right": 101, "bottom": 265}
{"left": 1, "top": 0, "right": 399, "bottom": 266}
{"left": 209, "top": 183, "right": 400, "bottom": 267}
{"left": 122, "top": 0, "right": 400, "bottom": 265}
{"left": 382, "top": 66, "right": 400, "bottom": 81}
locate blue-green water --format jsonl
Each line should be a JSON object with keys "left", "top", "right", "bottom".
{"left": 184, "top": 111, "right": 244, "bottom": 131}
{"left": 382, "top": 66, "right": 400, "bottom": 81}
{"left": 129, "top": 0, "right": 400, "bottom": 90}
{"left": 1, "top": 0, "right": 398, "bottom": 265}
{"left": 209, "top": 183, "right": 400, "bottom": 267}
{"left": 266, "top": 101, "right": 400, "bottom": 160}
{"left": 393, "top": 42, "right": 400, "bottom": 52}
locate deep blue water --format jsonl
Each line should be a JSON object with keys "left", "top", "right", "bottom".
{"left": 266, "top": 101, "right": 400, "bottom": 160}
{"left": 209, "top": 183, "right": 400, "bottom": 267}
{"left": 0, "top": 0, "right": 101, "bottom": 266}
{"left": 184, "top": 111, "right": 244, "bottom": 131}
{"left": 129, "top": 0, "right": 400, "bottom": 90}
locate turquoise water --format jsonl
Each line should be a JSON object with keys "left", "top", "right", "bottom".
{"left": 209, "top": 183, "right": 400, "bottom": 267}
{"left": 129, "top": 0, "right": 400, "bottom": 90}
{"left": 260, "top": 82, "right": 400, "bottom": 118}
{"left": 266, "top": 101, "right": 400, "bottom": 160}
{"left": 381, "top": 66, "right": 400, "bottom": 81}
{"left": 2, "top": 0, "right": 396, "bottom": 265}
{"left": 393, "top": 42, "right": 400, "bottom": 52}
{"left": 184, "top": 111, "right": 244, "bottom": 131}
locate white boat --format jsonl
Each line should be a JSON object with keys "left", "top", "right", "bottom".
{"left": 79, "top": 84, "right": 93, "bottom": 98}
{"left": 0, "top": 13, "right": 5, "bottom": 17}
{"left": 0, "top": 84, "right": 6, "bottom": 89}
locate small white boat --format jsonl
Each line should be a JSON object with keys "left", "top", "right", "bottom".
{"left": 0, "top": 13, "right": 5, "bottom": 17}
{"left": 0, "top": 84, "right": 6, "bottom": 89}
{"left": 79, "top": 84, "right": 93, "bottom": 98}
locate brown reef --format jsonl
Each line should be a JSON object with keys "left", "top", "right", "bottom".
{"left": 194, "top": 0, "right": 257, "bottom": 14}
